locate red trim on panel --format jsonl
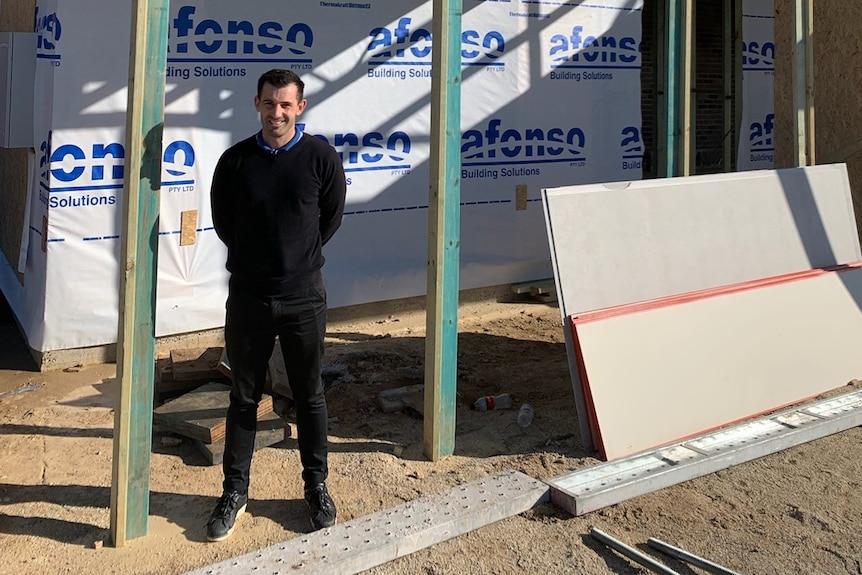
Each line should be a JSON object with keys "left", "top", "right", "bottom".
{"left": 567, "top": 314, "right": 606, "bottom": 460}
{"left": 569, "top": 262, "right": 862, "bottom": 326}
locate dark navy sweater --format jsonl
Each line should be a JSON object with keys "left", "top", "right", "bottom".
{"left": 210, "top": 133, "right": 347, "bottom": 296}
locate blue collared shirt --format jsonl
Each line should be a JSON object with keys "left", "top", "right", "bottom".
{"left": 256, "top": 128, "right": 303, "bottom": 154}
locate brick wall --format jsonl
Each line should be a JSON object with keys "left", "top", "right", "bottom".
{"left": 640, "top": 0, "right": 736, "bottom": 178}
{"left": 695, "top": 1, "right": 728, "bottom": 173}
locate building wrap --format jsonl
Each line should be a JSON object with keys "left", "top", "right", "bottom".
{"left": 737, "top": 0, "right": 775, "bottom": 171}
{"left": 15, "top": 0, "right": 643, "bottom": 351}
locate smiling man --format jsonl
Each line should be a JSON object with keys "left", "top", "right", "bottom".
{"left": 208, "top": 69, "right": 347, "bottom": 542}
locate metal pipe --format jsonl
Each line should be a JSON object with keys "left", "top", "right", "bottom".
{"left": 589, "top": 527, "right": 682, "bottom": 575}
{"left": 647, "top": 537, "right": 742, "bottom": 575}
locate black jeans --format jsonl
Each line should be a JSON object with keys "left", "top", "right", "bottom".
{"left": 222, "top": 275, "right": 329, "bottom": 494}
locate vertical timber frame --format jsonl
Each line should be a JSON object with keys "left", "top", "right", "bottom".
{"left": 655, "top": 0, "right": 667, "bottom": 177}
{"left": 663, "top": 0, "right": 693, "bottom": 177}
{"left": 722, "top": 0, "right": 732, "bottom": 171}
{"left": 110, "top": 0, "right": 170, "bottom": 546}
{"left": 724, "top": 0, "right": 743, "bottom": 172}
{"left": 424, "top": 0, "right": 461, "bottom": 461}
{"left": 792, "top": 0, "right": 815, "bottom": 166}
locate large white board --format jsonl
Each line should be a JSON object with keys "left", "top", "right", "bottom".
{"left": 571, "top": 264, "right": 862, "bottom": 460}
{"left": 542, "top": 164, "right": 861, "bottom": 319}
{"left": 541, "top": 163, "right": 861, "bottom": 450}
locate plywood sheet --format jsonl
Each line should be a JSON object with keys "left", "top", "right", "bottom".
{"left": 170, "top": 347, "right": 224, "bottom": 381}
{"left": 572, "top": 264, "right": 862, "bottom": 461}
{"left": 542, "top": 164, "right": 860, "bottom": 318}
{"left": 153, "top": 382, "right": 273, "bottom": 444}
{"left": 192, "top": 410, "right": 287, "bottom": 466}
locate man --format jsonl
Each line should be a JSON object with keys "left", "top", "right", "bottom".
{"left": 207, "top": 68, "right": 347, "bottom": 542}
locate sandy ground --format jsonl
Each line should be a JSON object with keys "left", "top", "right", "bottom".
{"left": 1, "top": 288, "right": 861, "bottom": 575}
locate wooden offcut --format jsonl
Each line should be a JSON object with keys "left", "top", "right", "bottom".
{"left": 515, "top": 184, "right": 527, "bottom": 210}
{"left": 193, "top": 411, "right": 288, "bottom": 465}
{"left": 170, "top": 347, "right": 224, "bottom": 381}
{"left": 179, "top": 209, "right": 198, "bottom": 246}
{"left": 155, "top": 358, "right": 201, "bottom": 398}
{"left": 153, "top": 382, "right": 273, "bottom": 444}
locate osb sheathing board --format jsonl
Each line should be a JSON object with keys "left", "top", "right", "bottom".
{"left": 774, "top": 1, "right": 862, "bottom": 245}
{"left": 0, "top": 0, "right": 34, "bottom": 30}
{"left": 0, "top": 0, "right": 35, "bottom": 285}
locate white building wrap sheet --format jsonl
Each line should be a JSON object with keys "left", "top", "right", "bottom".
{"left": 13, "top": 0, "right": 644, "bottom": 352}
{"left": 737, "top": 0, "right": 775, "bottom": 171}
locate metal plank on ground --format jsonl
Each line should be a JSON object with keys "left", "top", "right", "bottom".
{"left": 182, "top": 469, "right": 549, "bottom": 575}
{"left": 546, "top": 387, "right": 862, "bottom": 516}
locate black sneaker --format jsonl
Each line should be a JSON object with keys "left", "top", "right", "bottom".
{"left": 305, "top": 483, "right": 337, "bottom": 530}
{"left": 206, "top": 490, "right": 248, "bottom": 542}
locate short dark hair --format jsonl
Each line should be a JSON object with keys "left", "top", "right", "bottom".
{"left": 257, "top": 69, "right": 305, "bottom": 101}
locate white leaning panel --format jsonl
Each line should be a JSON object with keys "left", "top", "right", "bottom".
{"left": 574, "top": 265, "right": 862, "bottom": 461}
{"left": 541, "top": 164, "right": 861, "bottom": 318}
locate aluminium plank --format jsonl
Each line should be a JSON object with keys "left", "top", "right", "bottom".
{"left": 546, "top": 388, "right": 862, "bottom": 516}
{"left": 572, "top": 264, "right": 862, "bottom": 461}
{"left": 181, "top": 470, "right": 549, "bottom": 575}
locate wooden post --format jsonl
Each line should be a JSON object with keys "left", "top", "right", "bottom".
{"left": 656, "top": 0, "right": 668, "bottom": 177}
{"left": 723, "top": 0, "right": 732, "bottom": 172}
{"left": 792, "top": 0, "right": 815, "bottom": 166}
{"left": 110, "top": 0, "right": 169, "bottom": 546}
{"left": 726, "top": 0, "right": 744, "bottom": 172}
{"left": 685, "top": 0, "right": 695, "bottom": 175}
{"left": 424, "top": 0, "right": 461, "bottom": 462}
{"left": 664, "top": 0, "right": 693, "bottom": 177}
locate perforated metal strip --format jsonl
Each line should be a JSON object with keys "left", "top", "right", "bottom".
{"left": 548, "top": 388, "right": 862, "bottom": 516}
{"left": 183, "top": 469, "right": 549, "bottom": 575}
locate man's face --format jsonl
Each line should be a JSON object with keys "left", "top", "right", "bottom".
{"left": 254, "top": 82, "right": 307, "bottom": 148}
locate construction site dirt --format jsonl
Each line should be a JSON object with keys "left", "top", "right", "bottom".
{"left": 1, "top": 290, "right": 861, "bottom": 575}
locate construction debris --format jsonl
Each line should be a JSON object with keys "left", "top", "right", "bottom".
{"left": 155, "top": 347, "right": 230, "bottom": 399}
{"left": 153, "top": 347, "right": 291, "bottom": 466}
{"left": 510, "top": 278, "right": 557, "bottom": 303}
{"left": 153, "top": 381, "right": 273, "bottom": 444}
{"left": 192, "top": 411, "right": 289, "bottom": 466}
{"left": 377, "top": 384, "right": 424, "bottom": 416}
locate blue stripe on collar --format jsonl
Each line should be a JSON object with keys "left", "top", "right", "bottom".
{"left": 256, "top": 129, "right": 303, "bottom": 154}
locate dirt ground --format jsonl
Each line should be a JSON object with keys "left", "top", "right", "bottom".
{"left": 1, "top": 287, "right": 861, "bottom": 575}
